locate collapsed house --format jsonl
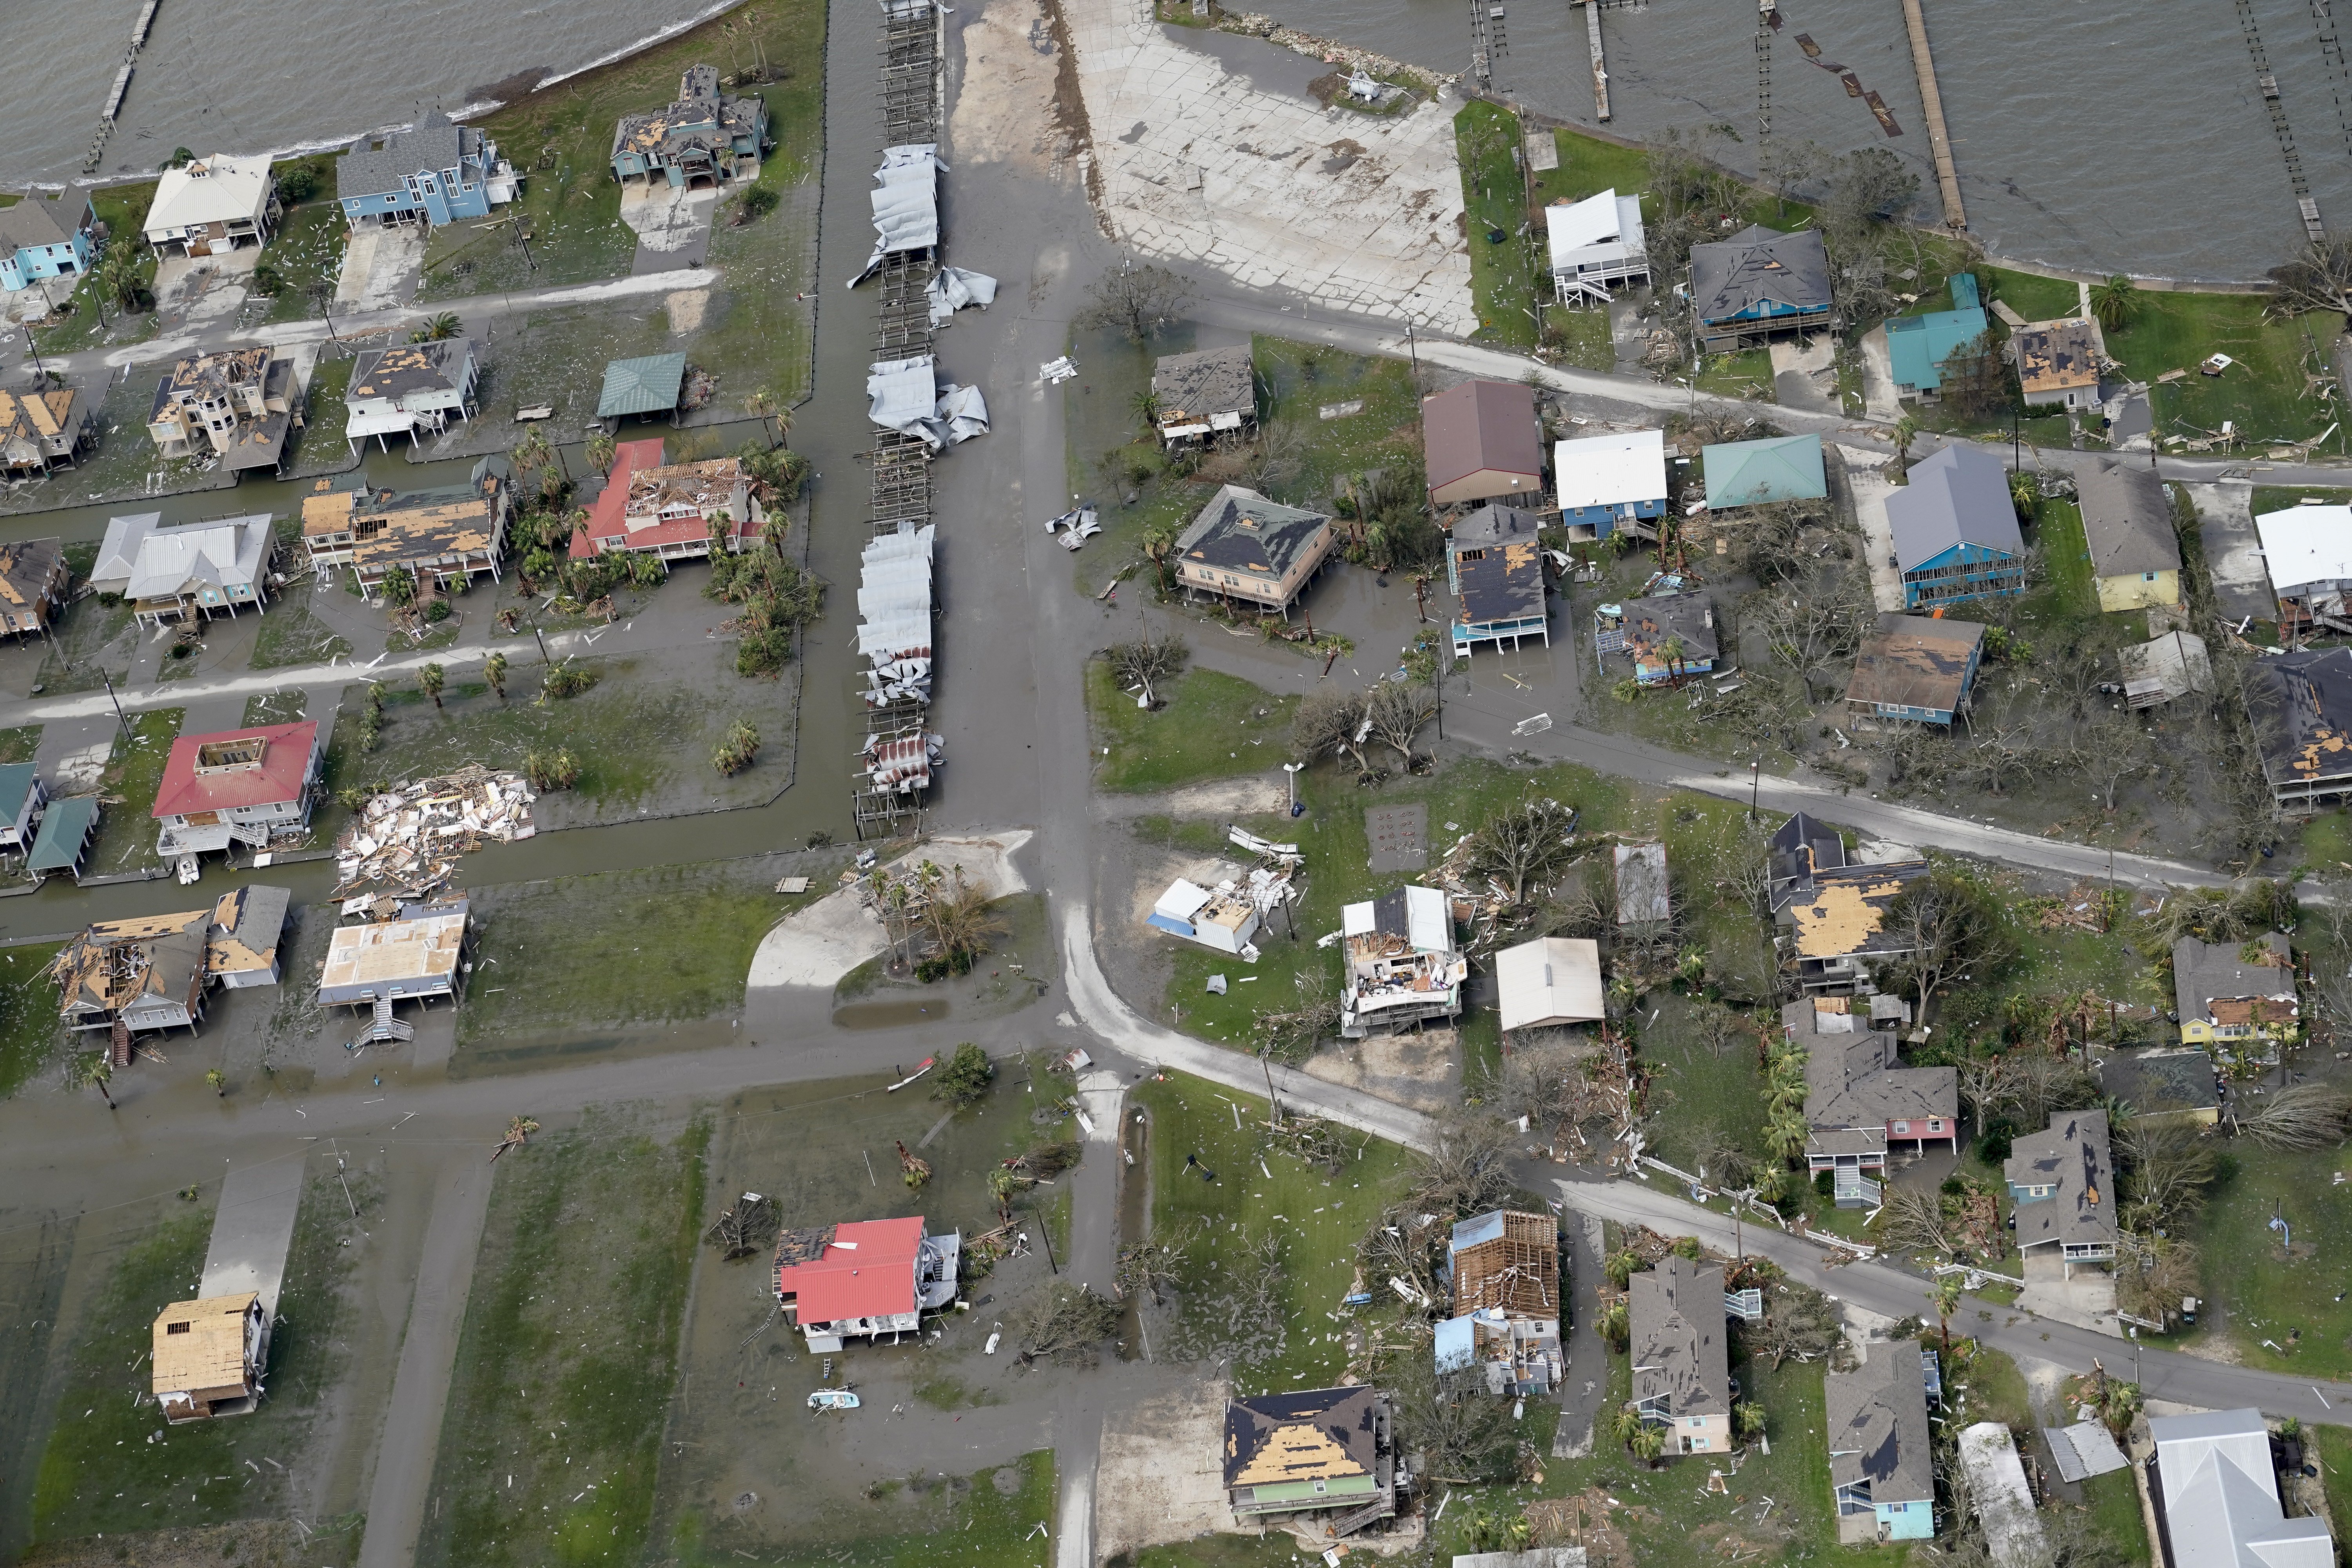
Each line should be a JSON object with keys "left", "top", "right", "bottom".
{"left": 152, "top": 1292, "right": 268, "bottom": 1425}
{"left": 1222, "top": 1387, "right": 1401, "bottom": 1533}
{"left": 772, "top": 1216, "right": 960, "bottom": 1350}
{"left": 1338, "top": 885, "right": 1466, "bottom": 1038}
{"left": 1147, "top": 861, "right": 1297, "bottom": 960}
{"left": 1151, "top": 345, "right": 1256, "bottom": 448}
{"left": 1436, "top": 1210, "right": 1562, "bottom": 1396}
{"left": 857, "top": 522, "right": 935, "bottom": 706}
{"left": 860, "top": 730, "right": 944, "bottom": 796}
{"left": 331, "top": 766, "right": 534, "bottom": 899}
{"left": 47, "top": 886, "right": 291, "bottom": 1047}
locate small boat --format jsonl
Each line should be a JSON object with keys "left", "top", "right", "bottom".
{"left": 174, "top": 855, "right": 200, "bottom": 885}
{"left": 807, "top": 1389, "right": 860, "bottom": 1412}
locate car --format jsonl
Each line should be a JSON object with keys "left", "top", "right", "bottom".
{"left": 807, "top": 1389, "right": 861, "bottom": 1411}
{"left": 2200, "top": 353, "right": 2236, "bottom": 377}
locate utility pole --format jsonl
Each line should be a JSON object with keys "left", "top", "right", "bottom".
{"left": 1258, "top": 1043, "right": 1283, "bottom": 1125}
{"left": 1749, "top": 751, "right": 1762, "bottom": 820}
{"left": 96, "top": 666, "right": 134, "bottom": 747}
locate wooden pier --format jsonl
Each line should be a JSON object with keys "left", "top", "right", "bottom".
{"left": 82, "top": 0, "right": 165, "bottom": 172}
{"left": 1896, "top": 0, "right": 1965, "bottom": 230}
{"left": 1581, "top": 0, "right": 1610, "bottom": 122}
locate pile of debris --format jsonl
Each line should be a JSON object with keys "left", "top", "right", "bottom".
{"left": 857, "top": 523, "right": 935, "bottom": 705}
{"left": 331, "top": 765, "right": 535, "bottom": 898}
{"left": 861, "top": 731, "right": 943, "bottom": 794}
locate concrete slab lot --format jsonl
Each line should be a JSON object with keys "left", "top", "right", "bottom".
{"left": 2183, "top": 479, "right": 2274, "bottom": 623}
{"left": 199, "top": 1157, "right": 307, "bottom": 1314}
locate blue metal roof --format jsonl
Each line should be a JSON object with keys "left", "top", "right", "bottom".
{"left": 1702, "top": 433, "right": 1826, "bottom": 507}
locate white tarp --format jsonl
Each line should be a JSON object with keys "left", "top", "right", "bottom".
{"left": 926, "top": 267, "right": 998, "bottom": 326}
{"left": 852, "top": 144, "right": 946, "bottom": 282}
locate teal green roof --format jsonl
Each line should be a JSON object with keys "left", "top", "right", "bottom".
{"left": 27, "top": 795, "right": 96, "bottom": 874}
{"left": 1886, "top": 304, "right": 1990, "bottom": 393}
{"left": 1702, "top": 434, "right": 1827, "bottom": 508}
{"left": 596, "top": 352, "right": 688, "bottom": 418}
{"left": 0, "top": 763, "right": 36, "bottom": 823}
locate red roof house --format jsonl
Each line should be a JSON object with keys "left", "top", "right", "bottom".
{"left": 569, "top": 437, "right": 761, "bottom": 563}
{"left": 152, "top": 722, "right": 323, "bottom": 860}
{"left": 772, "top": 1215, "right": 962, "bottom": 1350}
{"left": 1424, "top": 379, "right": 1544, "bottom": 508}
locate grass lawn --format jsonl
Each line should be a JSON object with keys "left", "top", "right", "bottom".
{"left": 416, "top": 1110, "right": 707, "bottom": 1568}
{"left": 0, "top": 945, "right": 65, "bottom": 1100}
{"left": 417, "top": 0, "right": 824, "bottom": 303}
{"left": 756, "top": 1453, "right": 1054, "bottom": 1568}
{"left": 0, "top": 726, "right": 37, "bottom": 765}
{"left": 454, "top": 857, "right": 792, "bottom": 1058}
{"left": 1455, "top": 102, "right": 1543, "bottom": 350}
{"left": 27, "top": 1174, "right": 366, "bottom": 1554}
{"left": 1696, "top": 347, "right": 1773, "bottom": 400}
{"left": 2316, "top": 1426, "right": 2352, "bottom": 1548}
{"left": 1529, "top": 129, "right": 1652, "bottom": 212}
{"left": 1642, "top": 991, "right": 1767, "bottom": 1174}
{"left": 2251, "top": 485, "right": 2352, "bottom": 517}
{"left": 2084, "top": 1468, "right": 2154, "bottom": 1566}
{"left": 2033, "top": 498, "right": 2097, "bottom": 616}
{"left": 1133, "top": 1071, "right": 1417, "bottom": 1389}
{"left": 256, "top": 181, "right": 350, "bottom": 326}
{"left": 248, "top": 585, "right": 352, "bottom": 669}
{"left": 1982, "top": 267, "right": 2081, "bottom": 325}
{"left": 2181, "top": 1140, "right": 2352, "bottom": 1377}
{"left": 85, "top": 708, "right": 182, "bottom": 875}
{"left": 35, "top": 595, "right": 136, "bottom": 695}
{"left": 1253, "top": 334, "right": 1423, "bottom": 507}
{"left": 1087, "top": 664, "right": 1298, "bottom": 793}
{"left": 2112, "top": 294, "right": 2336, "bottom": 448}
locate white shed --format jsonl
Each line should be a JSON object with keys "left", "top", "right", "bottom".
{"left": 1545, "top": 189, "right": 1649, "bottom": 304}
{"left": 1494, "top": 937, "right": 1604, "bottom": 1032}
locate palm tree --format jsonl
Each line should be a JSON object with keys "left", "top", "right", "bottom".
{"left": 1764, "top": 1106, "right": 1809, "bottom": 1165}
{"left": 587, "top": 433, "right": 617, "bottom": 476}
{"left": 928, "top": 870, "right": 1009, "bottom": 966}
{"left": 419, "top": 662, "right": 445, "bottom": 711}
{"left": 760, "top": 509, "right": 790, "bottom": 557}
{"left": 2089, "top": 274, "right": 2140, "bottom": 332}
{"left": 1608, "top": 1405, "right": 1645, "bottom": 1452}
{"left": 409, "top": 311, "right": 463, "bottom": 343}
{"left": 707, "top": 510, "right": 734, "bottom": 557}
{"left": 205, "top": 1068, "right": 226, "bottom": 1097}
{"left": 66, "top": 1051, "right": 115, "bottom": 1109}
{"left": 1891, "top": 414, "right": 1919, "bottom": 471}
{"left": 744, "top": 389, "right": 779, "bottom": 445}
{"left": 485, "top": 651, "right": 508, "bottom": 699}
{"left": 1131, "top": 388, "right": 1164, "bottom": 431}
{"left": 1930, "top": 1274, "right": 1964, "bottom": 1351}
{"left": 1628, "top": 1421, "right": 1666, "bottom": 1467}
{"left": 512, "top": 428, "right": 554, "bottom": 482}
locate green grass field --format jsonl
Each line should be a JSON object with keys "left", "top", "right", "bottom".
{"left": 31, "top": 182, "right": 159, "bottom": 355}
{"left": 416, "top": 1111, "right": 708, "bottom": 1568}
{"left": 85, "top": 708, "right": 183, "bottom": 875}
{"left": 1087, "top": 664, "right": 1298, "bottom": 793}
{"left": 1133, "top": 1071, "right": 1416, "bottom": 1390}
{"left": 1455, "top": 102, "right": 1543, "bottom": 349}
{"left": 0, "top": 726, "right": 36, "bottom": 766}
{"left": 0, "top": 946, "right": 65, "bottom": 1100}
{"left": 2033, "top": 498, "right": 2097, "bottom": 616}
{"left": 2182, "top": 1141, "right": 2352, "bottom": 1377}
{"left": 756, "top": 1453, "right": 1054, "bottom": 1568}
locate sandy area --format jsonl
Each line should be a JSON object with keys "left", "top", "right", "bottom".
{"left": 1301, "top": 1027, "right": 1460, "bottom": 1113}
{"left": 745, "top": 830, "right": 1034, "bottom": 989}
{"left": 1093, "top": 1377, "right": 1234, "bottom": 1561}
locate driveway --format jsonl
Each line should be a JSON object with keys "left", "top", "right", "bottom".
{"left": 2181, "top": 479, "right": 2275, "bottom": 624}
{"left": 1840, "top": 443, "right": 1909, "bottom": 611}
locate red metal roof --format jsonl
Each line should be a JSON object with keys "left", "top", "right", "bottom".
{"left": 570, "top": 438, "right": 666, "bottom": 559}
{"left": 151, "top": 722, "right": 319, "bottom": 820}
{"left": 775, "top": 1216, "right": 926, "bottom": 1323}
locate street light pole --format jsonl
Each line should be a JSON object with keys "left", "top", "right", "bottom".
{"left": 1281, "top": 761, "right": 1303, "bottom": 816}
{"left": 1749, "top": 752, "right": 1762, "bottom": 820}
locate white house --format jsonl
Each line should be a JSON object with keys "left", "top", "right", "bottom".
{"left": 344, "top": 339, "right": 479, "bottom": 454}
{"left": 1149, "top": 878, "right": 1260, "bottom": 957}
{"left": 2149, "top": 1410, "right": 2332, "bottom": 1568}
{"left": 1544, "top": 189, "right": 1649, "bottom": 305}
{"left": 92, "top": 512, "right": 274, "bottom": 626}
{"left": 142, "top": 154, "right": 282, "bottom": 256}
{"left": 2252, "top": 503, "right": 2352, "bottom": 622}
{"left": 1555, "top": 428, "right": 1668, "bottom": 541}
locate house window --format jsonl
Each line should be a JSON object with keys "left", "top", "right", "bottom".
{"left": 167, "top": 1321, "right": 191, "bottom": 1334}
{"left": 1891, "top": 1120, "right": 1911, "bottom": 1135}
{"left": 1929, "top": 1120, "right": 1943, "bottom": 1132}
{"left": 2143, "top": 572, "right": 2156, "bottom": 582}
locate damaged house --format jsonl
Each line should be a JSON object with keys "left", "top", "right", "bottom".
{"left": 1339, "top": 885, "right": 1466, "bottom": 1038}
{"left": 1594, "top": 591, "right": 1715, "bottom": 687}
{"left": 1791, "top": 996, "right": 1956, "bottom": 1204}
{"left": 146, "top": 347, "right": 300, "bottom": 472}
{"left": 2245, "top": 647, "right": 2352, "bottom": 810}
{"left": 1436, "top": 1209, "right": 1562, "bottom": 1396}
{"left": 47, "top": 885, "right": 291, "bottom": 1042}
{"left": 1446, "top": 502, "right": 1550, "bottom": 658}
{"left": 152, "top": 1292, "right": 268, "bottom": 1424}
{"left": 568, "top": 439, "right": 761, "bottom": 562}
{"left": 1151, "top": 344, "right": 1256, "bottom": 448}
{"left": 2173, "top": 932, "right": 2296, "bottom": 1061}
{"left": 152, "top": 721, "right": 322, "bottom": 865}
{"left": 317, "top": 898, "right": 471, "bottom": 1016}
{"left": 1172, "top": 485, "right": 1334, "bottom": 617}
{"left": 1844, "top": 615, "right": 1985, "bottom": 728}
{"left": 2005, "top": 1109, "right": 2118, "bottom": 1275}
{"left": 1763, "top": 812, "right": 1927, "bottom": 993}
{"left": 1828, "top": 1340, "right": 1938, "bottom": 1543}
{"left": 771, "top": 1216, "right": 960, "bottom": 1350}
{"left": 1222, "top": 1386, "right": 1399, "bottom": 1533}
{"left": 300, "top": 456, "right": 515, "bottom": 597}
{"left": 609, "top": 65, "right": 767, "bottom": 188}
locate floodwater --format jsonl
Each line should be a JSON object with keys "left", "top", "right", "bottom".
{"left": 1284, "top": 0, "right": 2352, "bottom": 281}
{"left": 0, "top": 0, "right": 886, "bottom": 943}
{"left": 0, "top": 0, "right": 754, "bottom": 187}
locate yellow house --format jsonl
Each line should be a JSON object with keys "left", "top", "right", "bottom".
{"left": 2078, "top": 459, "right": 2181, "bottom": 613}
{"left": 1172, "top": 485, "right": 1333, "bottom": 617}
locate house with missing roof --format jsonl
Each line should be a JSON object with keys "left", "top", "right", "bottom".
{"left": 1701, "top": 433, "right": 1826, "bottom": 510}
{"left": 1150, "top": 345, "right": 1256, "bottom": 448}
{"left": 1594, "top": 590, "right": 1715, "bottom": 686}
{"left": 2150, "top": 1410, "right": 2333, "bottom": 1568}
{"left": 152, "top": 721, "right": 322, "bottom": 862}
{"left": 142, "top": 153, "right": 281, "bottom": 256}
{"left": 1172, "top": 485, "right": 1333, "bottom": 617}
{"left": 1691, "top": 225, "right": 1832, "bottom": 350}
{"left": 1791, "top": 996, "right": 1956, "bottom": 1203}
{"left": 1544, "top": 188, "right": 1649, "bottom": 304}
{"left": 1828, "top": 1340, "right": 1937, "bottom": 1543}
{"left": 1424, "top": 379, "right": 1543, "bottom": 508}
{"left": 2077, "top": 460, "right": 2181, "bottom": 612}
{"left": 1494, "top": 936, "right": 1604, "bottom": 1034}
{"left": 2006, "top": 1109, "right": 2118, "bottom": 1275}
{"left": 1221, "top": 1386, "right": 1399, "bottom": 1532}
{"left": 772, "top": 1216, "right": 962, "bottom": 1350}
{"left": 1884, "top": 272, "right": 1990, "bottom": 401}
{"left": 299, "top": 456, "right": 515, "bottom": 596}
{"left": 1628, "top": 1256, "right": 1733, "bottom": 1455}
{"left": 1554, "top": 428, "right": 1666, "bottom": 541}
{"left": 0, "top": 190, "right": 95, "bottom": 291}
{"left": 2098, "top": 1047, "right": 2221, "bottom": 1129}
{"left": 2013, "top": 317, "right": 2104, "bottom": 410}
{"left": 147, "top": 347, "right": 302, "bottom": 473}
{"left": 152, "top": 1292, "right": 268, "bottom": 1424}
{"left": 91, "top": 512, "right": 274, "bottom": 626}
{"left": 0, "top": 537, "right": 69, "bottom": 639}
{"left": 1888, "top": 443, "right": 2025, "bottom": 608}
{"left": 610, "top": 65, "right": 767, "bottom": 188}
{"left": 344, "top": 340, "right": 479, "bottom": 454}
{"left": 1437, "top": 1210, "right": 1562, "bottom": 1396}
{"left": 568, "top": 439, "right": 761, "bottom": 563}
{"left": 335, "top": 110, "right": 517, "bottom": 228}
{"left": 2245, "top": 647, "right": 2352, "bottom": 810}
{"left": 1339, "top": 885, "right": 1466, "bottom": 1038}
{"left": 47, "top": 885, "right": 291, "bottom": 1039}
{"left": 317, "top": 898, "right": 470, "bottom": 1014}
{"left": 1844, "top": 614, "right": 1985, "bottom": 727}
{"left": 2173, "top": 932, "right": 2297, "bottom": 1061}
{"left": 1447, "top": 502, "right": 1549, "bottom": 657}
{"left": 0, "top": 388, "right": 100, "bottom": 477}
{"left": 1764, "top": 812, "right": 1929, "bottom": 994}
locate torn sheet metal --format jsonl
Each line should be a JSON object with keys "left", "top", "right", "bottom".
{"left": 867, "top": 355, "right": 988, "bottom": 450}
{"left": 1040, "top": 357, "right": 1079, "bottom": 385}
{"left": 863, "top": 731, "right": 944, "bottom": 792}
{"left": 851, "top": 143, "right": 946, "bottom": 283}
{"left": 926, "top": 267, "right": 998, "bottom": 326}
{"left": 857, "top": 523, "right": 936, "bottom": 705}
{"left": 935, "top": 382, "right": 988, "bottom": 444}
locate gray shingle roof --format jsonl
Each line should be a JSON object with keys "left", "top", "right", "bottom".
{"left": 2172, "top": 933, "right": 2294, "bottom": 1027}
{"left": 1628, "top": 1256, "right": 1728, "bottom": 1417}
{"left": 1175, "top": 485, "right": 1329, "bottom": 580}
{"left": 336, "top": 111, "right": 478, "bottom": 202}
{"left": 1151, "top": 345, "right": 1254, "bottom": 423}
{"left": 1886, "top": 443, "right": 2023, "bottom": 570}
{"left": 2076, "top": 459, "right": 2180, "bottom": 579}
{"left": 1690, "top": 225, "right": 1830, "bottom": 324}
{"left": 0, "top": 192, "right": 86, "bottom": 254}
{"left": 1793, "top": 1007, "right": 1957, "bottom": 1130}
{"left": 1828, "top": 1341, "right": 1934, "bottom": 1503}
{"left": 2005, "top": 1109, "right": 2117, "bottom": 1251}
{"left": 2098, "top": 1048, "right": 2220, "bottom": 1120}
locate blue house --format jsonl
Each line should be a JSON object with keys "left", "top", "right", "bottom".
{"left": 1885, "top": 272, "right": 1990, "bottom": 400}
{"left": 336, "top": 111, "right": 517, "bottom": 228}
{"left": 1844, "top": 614, "right": 1984, "bottom": 726}
{"left": 1691, "top": 225, "right": 1832, "bottom": 350}
{"left": 1553, "top": 427, "right": 1666, "bottom": 540}
{"left": 1887, "top": 443, "right": 2025, "bottom": 609}
{"left": 1828, "top": 1340, "right": 1938, "bottom": 1544}
{"left": 1447, "top": 503, "right": 1550, "bottom": 658}
{"left": 0, "top": 192, "right": 96, "bottom": 292}
{"left": 611, "top": 66, "right": 768, "bottom": 189}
